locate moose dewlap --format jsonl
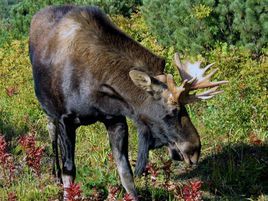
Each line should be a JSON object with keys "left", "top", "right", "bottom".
{"left": 29, "top": 5, "right": 227, "bottom": 200}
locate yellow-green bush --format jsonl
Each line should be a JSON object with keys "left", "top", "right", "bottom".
{"left": 0, "top": 39, "right": 46, "bottom": 139}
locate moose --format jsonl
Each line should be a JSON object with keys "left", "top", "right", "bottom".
{"left": 29, "top": 5, "right": 227, "bottom": 200}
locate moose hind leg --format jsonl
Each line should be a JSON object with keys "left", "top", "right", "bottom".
{"left": 47, "top": 118, "right": 61, "bottom": 183}
{"left": 104, "top": 116, "right": 138, "bottom": 200}
{"left": 58, "top": 116, "right": 76, "bottom": 199}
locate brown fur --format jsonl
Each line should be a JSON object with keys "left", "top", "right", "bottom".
{"left": 30, "top": 6, "right": 165, "bottom": 110}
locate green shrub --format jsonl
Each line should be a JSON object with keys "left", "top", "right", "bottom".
{"left": 5, "top": 0, "right": 142, "bottom": 38}
{"left": 142, "top": 0, "right": 268, "bottom": 56}
{"left": 193, "top": 44, "right": 268, "bottom": 139}
{"left": 0, "top": 40, "right": 46, "bottom": 138}
{"left": 0, "top": 0, "right": 8, "bottom": 20}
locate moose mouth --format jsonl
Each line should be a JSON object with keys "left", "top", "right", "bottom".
{"left": 168, "top": 143, "right": 200, "bottom": 166}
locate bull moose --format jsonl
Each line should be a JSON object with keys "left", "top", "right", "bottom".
{"left": 29, "top": 5, "right": 227, "bottom": 200}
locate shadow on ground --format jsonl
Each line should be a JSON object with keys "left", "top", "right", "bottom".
{"left": 0, "top": 110, "right": 48, "bottom": 148}
{"left": 0, "top": 111, "right": 23, "bottom": 142}
{"left": 72, "top": 143, "right": 268, "bottom": 201}
{"left": 176, "top": 143, "right": 268, "bottom": 200}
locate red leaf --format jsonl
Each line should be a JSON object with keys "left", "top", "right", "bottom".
{"left": 0, "top": 135, "right": 15, "bottom": 184}
{"left": 190, "top": 180, "right": 202, "bottom": 192}
{"left": 107, "top": 152, "right": 113, "bottom": 162}
{"left": 0, "top": 135, "right": 7, "bottom": 152}
{"left": 107, "top": 185, "right": 120, "bottom": 201}
{"left": 8, "top": 192, "right": 17, "bottom": 201}
{"left": 66, "top": 182, "right": 82, "bottom": 201}
{"left": 249, "top": 133, "right": 262, "bottom": 145}
{"left": 182, "top": 185, "right": 191, "bottom": 199}
{"left": 144, "top": 162, "right": 159, "bottom": 184}
{"left": 19, "top": 134, "right": 44, "bottom": 176}
{"left": 183, "top": 180, "right": 202, "bottom": 201}
{"left": 6, "top": 87, "right": 17, "bottom": 97}
{"left": 18, "top": 135, "right": 36, "bottom": 150}
{"left": 123, "top": 193, "right": 135, "bottom": 201}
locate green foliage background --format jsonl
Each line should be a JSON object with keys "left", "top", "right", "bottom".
{"left": 142, "top": 0, "right": 268, "bottom": 56}
{"left": 0, "top": 0, "right": 267, "bottom": 200}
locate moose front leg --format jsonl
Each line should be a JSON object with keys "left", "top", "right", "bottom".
{"left": 104, "top": 116, "right": 138, "bottom": 200}
{"left": 58, "top": 116, "right": 77, "bottom": 199}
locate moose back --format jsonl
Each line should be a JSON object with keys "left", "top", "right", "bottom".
{"left": 29, "top": 5, "right": 227, "bottom": 200}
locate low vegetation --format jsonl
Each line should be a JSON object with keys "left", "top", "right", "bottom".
{"left": 0, "top": 1, "right": 267, "bottom": 200}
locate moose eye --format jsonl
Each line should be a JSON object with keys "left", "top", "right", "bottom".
{"left": 165, "top": 108, "right": 178, "bottom": 119}
{"left": 170, "top": 108, "right": 178, "bottom": 116}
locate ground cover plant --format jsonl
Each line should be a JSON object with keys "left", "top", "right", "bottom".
{"left": 0, "top": 1, "right": 267, "bottom": 200}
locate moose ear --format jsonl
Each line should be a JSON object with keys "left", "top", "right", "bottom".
{"left": 129, "top": 70, "right": 165, "bottom": 98}
{"left": 129, "top": 70, "right": 152, "bottom": 91}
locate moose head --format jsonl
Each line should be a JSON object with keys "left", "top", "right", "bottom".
{"left": 130, "top": 53, "right": 228, "bottom": 175}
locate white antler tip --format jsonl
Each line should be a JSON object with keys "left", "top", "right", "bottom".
{"left": 204, "top": 62, "right": 215, "bottom": 71}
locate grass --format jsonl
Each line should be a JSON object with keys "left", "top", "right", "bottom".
{"left": 0, "top": 39, "right": 267, "bottom": 200}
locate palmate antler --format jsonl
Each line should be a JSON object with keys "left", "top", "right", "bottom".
{"left": 157, "top": 53, "right": 228, "bottom": 105}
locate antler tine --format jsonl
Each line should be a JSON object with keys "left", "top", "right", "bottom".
{"left": 196, "top": 87, "right": 224, "bottom": 99}
{"left": 155, "top": 74, "right": 167, "bottom": 83}
{"left": 203, "top": 63, "right": 215, "bottom": 72}
{"left": 182, "top": 87, "right": 224, "bottom": 104}
{"left": 174, "top": 52, "right": 183, "bottom": 70}
{"left": 191, "top": 68, "right": 228, "bottom": 90}
{"left": 166, "top": 74, "right": 176, "bottom": 90}
{"left": 174, "top": 53, "right": 193, "bottom": 80}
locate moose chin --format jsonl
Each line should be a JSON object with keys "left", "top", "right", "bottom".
{"left": 29, "top": 5, "right": 227, "bottom": 200}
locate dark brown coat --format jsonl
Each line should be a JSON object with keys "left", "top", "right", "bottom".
{"left": 30, "top": 6, "right": 200, "bottom": 200}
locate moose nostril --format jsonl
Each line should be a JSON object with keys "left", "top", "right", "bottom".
{"left": 169, "top": 149, "right": 184, "bottom": 161}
